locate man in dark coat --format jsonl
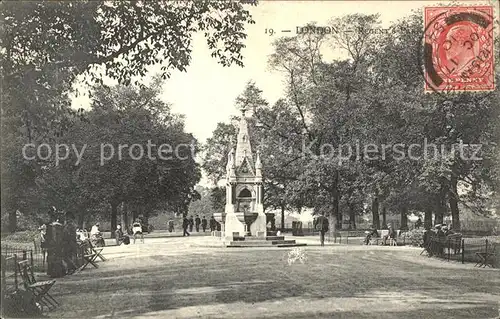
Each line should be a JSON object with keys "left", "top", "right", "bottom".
{"left": 201, "top": 216, "right": 208, "bottom": 232}
{"left": 62, "top": 211, "right": 78, "bottom": 274}
{"left": 195, "top": 215, "right": 201, "bottom": 232}
{"left": 209, "top": 216, "right": 216, "bottom": 232}
{"left": 182, "top": 216, "right": 190, "bottom": 237}
{"left": 188, "top": 216, "right": 194, "bottom": 232}
{"left": 315, "top": 212, "right": 329, "bottom": 246}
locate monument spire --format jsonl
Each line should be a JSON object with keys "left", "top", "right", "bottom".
{"left": 235, "top": 106, "right": 254, "bottom": 169}
{"left": 255, "top": 150, "right": 262, "bottom": 178}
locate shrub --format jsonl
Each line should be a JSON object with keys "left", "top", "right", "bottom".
{"left": 2, "top": 230, "right": 39, "bottom": 243}
{"left": 3, "top": 290, "right": 42, "bottom": 317}
{"left": 401, "top": 229, "right": 425, "bottom": 247}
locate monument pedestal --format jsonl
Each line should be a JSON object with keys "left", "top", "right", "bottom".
{"left": 214, "top": 107, "right": 306, "bottom": 248}
{"left": 225, "top": 235, "right": 306, "bottom": 247}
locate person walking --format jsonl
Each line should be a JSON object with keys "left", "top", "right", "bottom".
{"left": 195, "top": 215, "right": 201, "bottom": 232}
{"left": 209, "top": 216, "right": 216, "bottom": 232}
{"left": 182, "top": 216, "right": 190, "bottom": 237}
{"left": 201, "top": 216, "right": 208, "bottom": 232}
{"left": 188, "top": 216, "right": 194, "bottom": 232}
{"left": 315, "top": 212, "right": 329, "bottom": 246}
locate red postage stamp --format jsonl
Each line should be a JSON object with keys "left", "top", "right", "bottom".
{"left": 423, "top": 6, "right": 495, "bottom": 93}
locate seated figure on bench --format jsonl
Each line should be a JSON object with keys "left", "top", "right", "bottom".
{"left": 383, "top": 224, "right": 396, "bottom": 245}
{"left": 115, "top": 225, "right": 130, "bottom": 246}
{"left": 364, "top": 227, "right": 379, "bottom": 245}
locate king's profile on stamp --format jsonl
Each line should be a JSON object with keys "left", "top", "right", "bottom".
{"left": 423, "top": 5, "right": 495, "bottom": 92}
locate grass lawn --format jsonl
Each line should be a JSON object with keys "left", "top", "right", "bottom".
{"left": 45, "top": 237, "right": 500, "bottom": 319}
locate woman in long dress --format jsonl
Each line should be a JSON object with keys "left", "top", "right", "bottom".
{"left": 132, "top": 220, "right": 144, "bottom": 244}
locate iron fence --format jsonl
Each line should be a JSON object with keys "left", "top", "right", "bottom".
{"left": 1, "top": 246, "right": 40, "bottom": 301}
{"left": 423, "top": 236, "right": 499, "bottom": 267}
{"left": 1, "top": 245, "right": 45, "bottom": 273}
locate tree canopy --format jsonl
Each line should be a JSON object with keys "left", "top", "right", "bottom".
{"left": 1, "top": 0, "right": 256, "bottom": 232}
{"left": 203, "top": 12, "right": 500, "bottom": 231}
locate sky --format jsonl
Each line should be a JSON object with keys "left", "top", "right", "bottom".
{"left": 159, "top": 1, "right": 434, "bottom": 143}
{"left": 72, "top": 1, "right": 438, "bottom": 143}
{"left": 70, "top": 0, "right": 463, "bottom": 189}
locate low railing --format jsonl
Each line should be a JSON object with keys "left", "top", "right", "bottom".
{"left": 1, "top": 248, "right": 38, "bottom": 312}
{"left": 1, "top": 246, "right": 44, "bottom": 273}
{"left": 423, "top": 236, "right": 499, "bottom": 266}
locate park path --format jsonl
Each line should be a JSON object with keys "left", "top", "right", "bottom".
{"left": 47, "top": 235, "right": 500, "bottom": 319}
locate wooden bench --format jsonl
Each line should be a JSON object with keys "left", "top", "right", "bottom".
{"left": 88, "top": 241, "right": 106, "bottom": 262}
{"left": 368, "top": 230, "right": 401, "bottom": 246}
{"left": 475, "top": 244, "right": 496, "bottom": 268}
{"left": 77, "top": 242, "right": 98, "bottom": 272}
{"left": 344, "top": 230, "right": 367, "bottom": 244}
{"left": 17, "top": 260, "right": 58, "bottom": 311}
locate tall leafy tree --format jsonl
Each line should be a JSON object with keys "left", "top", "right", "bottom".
{"left": 1, "top": 0, "right": 256, "bottom": 231}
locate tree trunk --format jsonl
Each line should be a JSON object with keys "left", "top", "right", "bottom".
{"left": 333, "top": 172, "right": 341, "bottom": 230}
{"left": 434, "top": 211, "right": 443, "bottom": 226}
{"left": 434, "top": 184, "right": 447, "bottom": 226}
{"left": 8, "top": 210, "right": 17, "bottom": 233}
{"left": 349, "top": 205, "right": 356, "bottom": 229}
{"left": 77, "top": 212, "right": 84, "bottom": 229}
{"left": 143, "top": 208, "right": 150, "bottom": 228}
{"left": 434, "top": 200, "right": 445, "bottom": 226}
{"left": 280, "top": 205, "right": 285, "bottom": 231}
{"left": 371, "top": 193, "right": 380, "bottom": 229}
{"left": 381, "top": 205, "right": 387, "bottom": 228}
{"left": 132, "top": 204, "right": 138, "bottom": 222}
{"left": 110, "top": 202, "right": 118, "bottom": 238}
{"left": 449, "top": 174, "right": 460, "bottom": 231}
{"left": 400, "top": 205, "right": 408, "bottom": 230}
{"left": 334, "top": 199, "right": 341, "bottom": 230}
{"left": 122, "top": 203, "right": 129, "bottom": 231}
{"left": 424, "top": 208, "right": 432, "bottom": 229}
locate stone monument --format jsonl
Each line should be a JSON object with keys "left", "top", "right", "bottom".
{"left": 214, "top": 107, "right": 267, "bottom": 240}
{"left": 213, "top": 107, "right": 305, "bottom": 248}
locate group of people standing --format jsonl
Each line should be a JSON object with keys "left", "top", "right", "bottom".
{"left": 422, "top": 223, "right": 456, "bottom": 256}
{"left": 182, "top": 215, "right": 219, "bottom": 236}
{"left": 38, "top": 208, "right": 79, "bottom": 277}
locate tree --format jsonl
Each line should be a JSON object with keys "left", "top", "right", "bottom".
{"left": 28, "top": 81, "right": 201, "bottom": 236}
{"left": 209, "top": 187, "right": 226, "bottom": 213}
{"left": 203, "top": 82, "right": 307, "bottom": 229}
{"left": 202, "top": 122, "right": 238, "bottom": 185}
{"left": 188, "top": 186, "right": 217, "bottom": 218}
{"left": 1, "top": 1, "right": 256, "bottom": 231}
{"left": 201, "top": 12, "right": 499, "bottom": 235}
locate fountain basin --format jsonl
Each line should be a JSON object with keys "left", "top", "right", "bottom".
{"left": 213, "top": 212, "right": 226, "bottom": 224}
